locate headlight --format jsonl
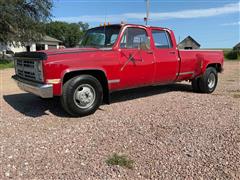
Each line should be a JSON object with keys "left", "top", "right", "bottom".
{"left": 35, "top": 61, "right": 43, "bottom": 82}
{"left": 37, "top": 61, "right": 42, "bottom": 72}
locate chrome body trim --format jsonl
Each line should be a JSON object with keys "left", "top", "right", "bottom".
{"left": 108, "top": 79, "right": 120, "bottom": 84}
{"left": 12, "top": 75, "right": 53, "bottom": 98}
{"left": 179, "top": 50, "right": 223, "bottom": 52}
{"left": 177, "top": 71, "right": 194, "bottom": 76}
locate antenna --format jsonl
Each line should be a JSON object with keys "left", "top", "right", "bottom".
{"left": 104, "top": 8, "right": 107, "bottom": 25}
{"left": 144, "top": 0, "right": 150, "bottom": 25}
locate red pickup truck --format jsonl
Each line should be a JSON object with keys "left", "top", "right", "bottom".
{"left": 13, "top": 24, "right": 224, "bottom": 116}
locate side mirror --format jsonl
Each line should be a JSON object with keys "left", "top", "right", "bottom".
{"left": 139, "top": 37, "right": 151, "bottom": 51}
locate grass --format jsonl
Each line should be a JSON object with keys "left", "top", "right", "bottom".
{"left": 224, "top": 58, "right": 240, "bottom": 61}
{"left": 0, "top": 59, "right": 14, "bottom": 70}
{"left": 203, "top": 48, "right": 240, "bottom": 61}
{"left": 106, "top": 153, "right": 134, "bottom": 169}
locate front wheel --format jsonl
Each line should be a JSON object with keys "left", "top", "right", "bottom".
{"left": 195, "top": 67, "right": 218, "bottom": 93}
{"left": 61, "top": 75, "right": 103, "bottom": 117}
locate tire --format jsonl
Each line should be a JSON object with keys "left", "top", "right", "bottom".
{"left": 61, "top": 75, "right": 103, "bottom": 117}
{"left": 191, "top": 78, "right": 201, "bottom": 93}
{"left": 198, "top": 67, "right": 218, "bottom": 93}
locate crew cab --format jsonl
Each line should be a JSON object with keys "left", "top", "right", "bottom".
{"left": 12, "top": 24, "right": 224, "bottom": 117}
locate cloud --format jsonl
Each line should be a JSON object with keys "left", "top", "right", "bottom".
{"left": 55, "top": 2, "right": 240, "bottom": 23}
{"left": 221, "top": 21, "right": 240, "bottom": 26}
{"left": 55, "top": 15, "right": 123, "bottom": 23}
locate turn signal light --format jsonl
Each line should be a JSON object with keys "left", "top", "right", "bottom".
{"left": 46, "top": 79, "right": 61, "bottom": 84}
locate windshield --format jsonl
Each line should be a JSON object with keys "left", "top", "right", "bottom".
{"left": 79, "top": 25, "right": 121, "bottom": 48}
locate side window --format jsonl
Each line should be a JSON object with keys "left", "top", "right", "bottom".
{"left": 120, "top": 28, "right": 148, "bottom": 49}
{"left": 110, "top": 34, "right": 118, "bottom": 45}
{"left": 152, "top": 30, "right": 172, "bottom": 49}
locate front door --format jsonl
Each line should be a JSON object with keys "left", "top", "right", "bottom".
{"left": 118, "top": 27, "right": 155, "bottom": 89}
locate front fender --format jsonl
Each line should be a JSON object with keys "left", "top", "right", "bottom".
{"left": 60, "top": 67, "right": 108, "bottom": 82}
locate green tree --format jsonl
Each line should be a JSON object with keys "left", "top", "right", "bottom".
{"left": 0, "top": 0, "right": 53, "bottom": 45}
{"left": 78, "top": 22, "right": 89, "bottom": 32}
{"left": 45, "top": 21, "right": 89, "bottom": 47}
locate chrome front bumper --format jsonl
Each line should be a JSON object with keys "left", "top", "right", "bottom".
{"left": 12, "top": 75, "right": 53, "bottom": 98}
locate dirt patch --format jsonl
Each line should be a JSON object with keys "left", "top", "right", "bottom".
{"left": 233, "top": 94, "right": 240, "bottom": 98}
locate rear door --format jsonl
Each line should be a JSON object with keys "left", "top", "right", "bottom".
{"left": 118, "top": 27, "right": 155, "bottom": 89}
{"left": 151, "top": 29, "right": 179, "bottom": 83}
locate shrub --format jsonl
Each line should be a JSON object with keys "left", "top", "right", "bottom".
{"left": 106, "top": 153, "right": 134, "bottom": 169}
{"left": 225, "top": 50, "right": 238, "bottom": 60}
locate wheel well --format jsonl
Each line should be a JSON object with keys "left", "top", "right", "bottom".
{"left": 63, "top": 70, "right": 110, "bottom": 104}
{"left": 207, "top": 63, "right": 222, "bottom": 73}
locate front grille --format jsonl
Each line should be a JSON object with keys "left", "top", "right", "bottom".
{"left": 15, "top": 58, "right": 43, "bottom": 82}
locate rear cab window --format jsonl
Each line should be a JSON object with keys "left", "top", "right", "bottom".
{"left": 152, "top": 30, "right": 173, "bottom": 49}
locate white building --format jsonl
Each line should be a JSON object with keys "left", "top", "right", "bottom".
{"left": 0, "top": 35, "right": 62, "bottom": 55}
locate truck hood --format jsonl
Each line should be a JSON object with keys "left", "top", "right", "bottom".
{"left": 14, "top": 47, "right": 109, "bottom": 60}
{"left": 41, "top": 47, "right": 101, "bottom": 56}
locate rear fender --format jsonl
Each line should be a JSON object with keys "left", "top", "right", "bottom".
{"left": 201, "top": 51, "right": 224, "bottom": 73}
{"left": 202, "top": 61, "right": 223, "bottom": 74}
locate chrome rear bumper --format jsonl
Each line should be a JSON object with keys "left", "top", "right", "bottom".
{"left": 12, "top": 75, "right": 53, "bottom": 98}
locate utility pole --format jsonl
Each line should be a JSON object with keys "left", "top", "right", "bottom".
{"left": 144, "top": 0, "right": 150, "bottom": 25}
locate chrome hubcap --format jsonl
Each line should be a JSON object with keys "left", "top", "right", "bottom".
{"left": 208, "top": 73, "right": 216, "bottom": 89}
{"left": 74, "top": 84, "right": 96, "bottom": 109}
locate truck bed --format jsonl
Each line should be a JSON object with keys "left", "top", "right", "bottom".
{"left": 177, "top": 50, "right": 224, "bottom": 81}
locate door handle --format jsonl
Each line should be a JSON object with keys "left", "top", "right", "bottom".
{"left": 169, "top": 51, "right": 176, "bottom": 54}
{"left": 147, "top": 50, "right": 153, "bottom": 54}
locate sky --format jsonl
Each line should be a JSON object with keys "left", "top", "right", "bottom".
{"left": 52, "top": 0, "right": 240, "bottom": 48}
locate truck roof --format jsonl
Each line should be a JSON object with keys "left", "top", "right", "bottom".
{"left": 98, "top": 23, "right": 169, "bottom": 30}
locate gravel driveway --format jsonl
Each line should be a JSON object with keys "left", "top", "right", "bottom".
{"left": 0, "top": 61, "right": 239, "bottom": 179}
